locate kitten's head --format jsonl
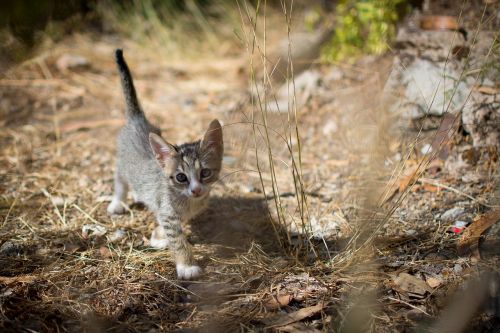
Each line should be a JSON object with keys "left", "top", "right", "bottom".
{"left": 149, "top": 119, "right": 223, "bottom": 199}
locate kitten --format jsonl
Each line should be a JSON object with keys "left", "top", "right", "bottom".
{"left": 108, "top": 49, "right": 223, "bottom": 280}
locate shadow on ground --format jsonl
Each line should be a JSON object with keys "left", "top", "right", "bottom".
{"left": 191, "top": 194, "right": 282, "bottom": 259}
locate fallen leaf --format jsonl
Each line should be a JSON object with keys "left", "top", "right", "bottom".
{"left": 277, "top": 322, "right": 322, "bottom": 333}
{"left": 426, "top": 276, "right": 443, "bottom": 288}
{"left": 420, "top": 15, "right": 459, "bottom": 30}
{"left": 457, "top": 209, "right": 500, "bottom": 260}
{"left": 398, "top": 172, "right": 416, "bottom": 193}
{"left": 0, "top": 275, "right": 37, "bottom": 285}
{"left": 473, "top": 85, "right": 498, "bottom": 95}
{"left": 264, "top": 293, "right": 293, "bottom": 310}
{"left": 382, "top": 164, "right": 419, "bottom": 204}
{"left": 383, "top": 158, "right": 446, "bottom": 204}
{"left": 421, "top": 183, "right": 439, "bottom": 192}
{"left": 265, "top": 302, "right": 326, "bottom": 328}
{"left": 393, "top": 273, "right": 432, "bottom": 298}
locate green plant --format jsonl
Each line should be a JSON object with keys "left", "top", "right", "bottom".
{"left": 322, "top": 0, "right": 406, "bottom": 62}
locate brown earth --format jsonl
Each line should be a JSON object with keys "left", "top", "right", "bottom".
{"left": 0, "top": 11, "right": 498, "bottom": 333}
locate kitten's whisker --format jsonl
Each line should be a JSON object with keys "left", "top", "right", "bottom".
{"left": 215, "top": 169, "right": 259, "bottom": 184}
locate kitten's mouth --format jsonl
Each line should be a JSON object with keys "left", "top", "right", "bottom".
{"left": 190, "top": 192, "right": 207, "bottom": 199}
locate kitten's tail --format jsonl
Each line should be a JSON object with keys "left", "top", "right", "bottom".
{"left": 115, "top": 49, "right": 142, "bottom": 118}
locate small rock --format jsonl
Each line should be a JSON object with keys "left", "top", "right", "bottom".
{"left": 453, "top": 263, "right": 463, "bottom": 275}
{"left": 0, "top": 288, "right": 13, "bottom": 297}
{"left": 309, "top": 215, "right": 340, "bottom": 239}
{"left": 239, "top": 184, "right": 255, "bottom": 193}
{"left": 405, "top": 229, "right": 418, "bottom": 236}
{"left": 267, "top": 69, "right": 321, "bottom": 113}
{"left": 461, "top": 172, "right": 484, "bottom": 184}
{"left": 461, "top": 94, "right": 499, "bottom": 148}
{"left": 384, "top": 59, "right": 471, "bottom": 119}
{"left": 322, "top": 120, "right": 338, "bottom": 135}
{"left": 36, "top": 248, "right": 51, "bottom": 255}
{"left": 56, "top": 54, "right": 89, "bottom": 71}
{"left": 293, "top": 69, "right": 321, "bottom": 92}
{"left": 393, "top": 272, "right": 432, "bottom": 298}
{"left": 0, "top": 241, "right": 22, "bottom": 256}
{"left": 107, "top": 229, "right": 126, "bottom": 243}
{"left": 441, "top": 207, "right": 465, "bottom": 222}
{"left": 421, "top": 143, "right": 432, "bottom": 155}
{"left": 82, "top": 224, "right": 107, "bottom": 239}
{"left": 51, "top": 196, "right": 65, "bottom": 207}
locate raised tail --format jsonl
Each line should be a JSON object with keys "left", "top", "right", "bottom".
{"left": 115, "top": 49, "right": 143, "bottom": 118}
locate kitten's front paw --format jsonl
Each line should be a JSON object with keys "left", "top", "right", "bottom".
{"left": 176, "top": 264, "right": 202, "bottom": 280}
{"left": 107, "top": 200, "right": 127, "bottom": 215}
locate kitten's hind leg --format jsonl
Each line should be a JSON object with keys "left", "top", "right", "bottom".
{"left": 150, "top": 225, "right": 170, "bottom": 249}
{"left": 107, "top": 173, "right": 129, "bottom": 215}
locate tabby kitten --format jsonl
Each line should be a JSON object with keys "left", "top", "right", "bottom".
{"left": 108, "top": 49, "right": 223, "bottom": 279}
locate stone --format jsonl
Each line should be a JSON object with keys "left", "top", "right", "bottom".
{"left": 394, "top": 28, "right": 466, "bottom": 62}
{"left": 322, "top": 120, "right": 338, "bottom": 135}
{"left": 441, "top": 207, "right": 465, "bottom": 222}
{"left": 51, "top": 196, "right": 65, "bottom": 207}
{"left": 420, "top": 143, "right": 432, "bottom": 155}
{"left": 82, "top": 224, "right": 107, "bottom": 239}
{"left": 0, "top": 241, "right": 22, "bottom": 256}
{"left": 461, "top": 93, "right": 499, "bottom": 148}
{"left": 308, "top": 215, "right": 341, "bottom": 239}
{"left": 384, "top": 59, "right": 471, "bottom": 119}
{"left": 267, "top": 69, "right": 321, "bottom": 113}
{"left": 107, "top": 229, "right": 126, "bottom": 243}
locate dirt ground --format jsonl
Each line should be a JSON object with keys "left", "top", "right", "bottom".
{"left": 0, "top": 7, "right": 499, "bottom": 332}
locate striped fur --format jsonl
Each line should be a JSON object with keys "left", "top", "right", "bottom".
{"left": 108, "top": 50, "right": 223, "bottom": 280}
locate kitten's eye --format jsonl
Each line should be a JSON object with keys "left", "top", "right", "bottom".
{"left": 176, "top": 173, "right": 188, "bottom": 183}
{"left": 200, "top": 168, "right": 212, "bottom": 178}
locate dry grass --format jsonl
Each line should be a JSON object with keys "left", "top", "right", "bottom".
{"left": 0, "top": 2, "right": 499, "bottom": 332}
{"left": 97, "top": 0, "right": 243, "bottom": 61}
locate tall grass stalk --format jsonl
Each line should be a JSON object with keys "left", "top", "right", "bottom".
{"left": 237, "top": 0, "right": 314, "bottom": 257}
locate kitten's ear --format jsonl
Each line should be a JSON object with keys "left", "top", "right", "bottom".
{"left": 201, "top": 119, "right": 223, "bottom": 158}
{"left": 149, "top": 133, "right": 177, "bottom": 166}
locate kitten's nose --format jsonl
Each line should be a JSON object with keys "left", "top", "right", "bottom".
{"left": 191, "top": 186, "right": 202, "bottom": 197}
